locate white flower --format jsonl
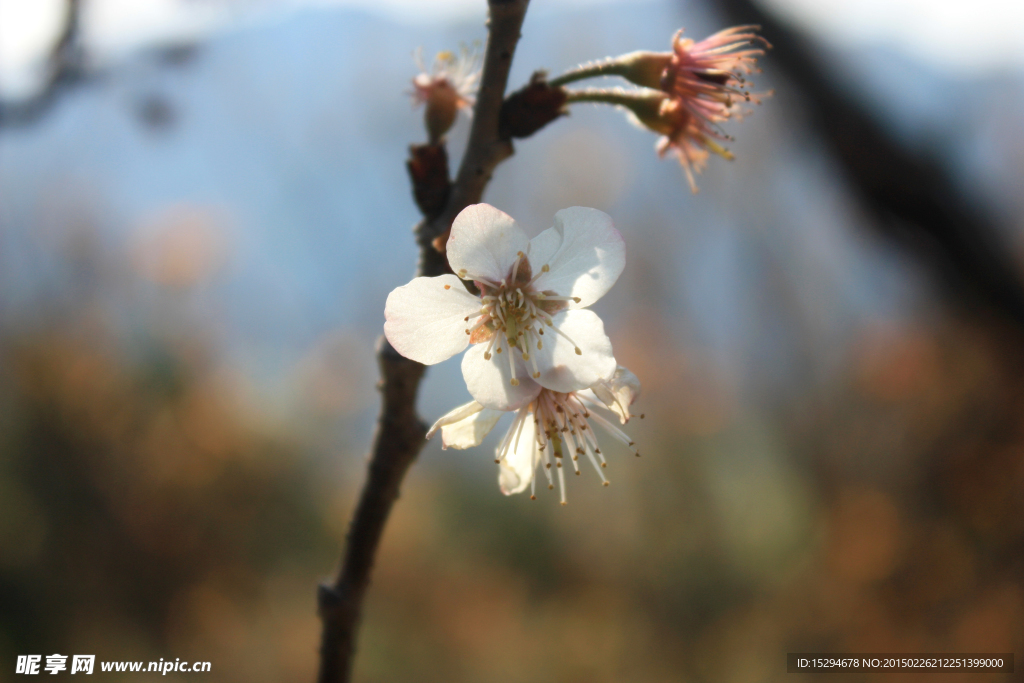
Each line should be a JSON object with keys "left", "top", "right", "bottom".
{"left": 427, "top": 366, "right": 642, "bottom": 504}
{"left": 412, "top": 46, "right": 480, "bottom": 110}
{"left": 411, "top": 46, "right": 481, "bottom": 142}
{"left": 384, "top": 204, "right": 626, "bottom": 410}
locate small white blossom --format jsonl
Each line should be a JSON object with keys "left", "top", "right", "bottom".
{"left": 385, "top": 204, "right": 626, "bottom": 410}
{"left": 427, "top": 366, "right": 642, "bottom": 504}
{"left": 411, "top": 46, "right": 481, "bottom": 142}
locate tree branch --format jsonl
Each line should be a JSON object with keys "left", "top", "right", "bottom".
{"left": 315, "top": 3, "right": 530, "bottom": 682}
{"left": 713, "top": 0, "right": 1024, "bottom": 330}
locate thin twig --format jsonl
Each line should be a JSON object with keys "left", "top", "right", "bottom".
{"left": 315, "top": 3, "right": 530, "bottom": 682}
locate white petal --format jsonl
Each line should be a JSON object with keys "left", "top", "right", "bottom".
{"left": 383, "top": 274, "right": 481, "bottom": 365}
{"left": 588, "top": 365, "right": 641, "bottom": 424}
{"left": 499, "top": 413, "right": 538, "bottom": 495}
{"left": 528, "top": 207, "right": 625, "bottom": 308}
{"left": 462, "top": 342, "right": 542, "bottom": 411}
{"left": 534, "top": 309, "right": 616, "bottom": 393}
{"left": 427, "top": 400, "right": 483, "bottom": 439}
{"left": 446, "top": 204, "right": 530, "bottom": 284}
{"left": 426, "top": 400, "right": 505, "bottom": 449}
{"left": 440, "top": 408, "right": 504, "bottom": 449}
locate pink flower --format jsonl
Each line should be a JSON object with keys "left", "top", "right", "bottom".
{"left": 663, "top": 26, "right": 769, "bottom": 106}
{"left": 657, "top": 26, "right": 771, "bottom": 191}
{"left": 559, "top": 26, "right": 770, "bottom": 192}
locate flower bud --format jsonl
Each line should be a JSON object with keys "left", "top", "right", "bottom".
{"left": 499, "top": 72, "right": 568, "bottom": 139}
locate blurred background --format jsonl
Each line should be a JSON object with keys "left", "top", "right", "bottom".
{"left": 1, "top": 0, "right": 1023, "bottom": 680}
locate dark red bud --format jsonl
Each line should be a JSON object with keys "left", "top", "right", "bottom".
{"left": 406, "top": 143, "right": 451, "bottom": 220}
{"left": 499, "top": 71, "right": 568, "bottom": 139}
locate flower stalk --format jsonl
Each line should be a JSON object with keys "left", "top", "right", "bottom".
{"left": 548, "top": 51, "right": 672, "bottom": 89}
{"left": 565, "top": 87, "right": 669, "bottom": 126}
